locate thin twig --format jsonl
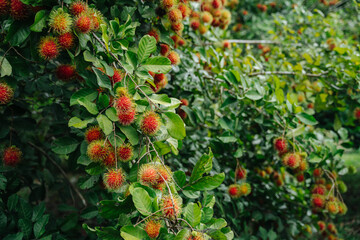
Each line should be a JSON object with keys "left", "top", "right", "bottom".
{"left": 249, "top": 71, "right": 329, "bottom": 77}
{"left": 227, "top": 39, "right": 279, "bottom": 44}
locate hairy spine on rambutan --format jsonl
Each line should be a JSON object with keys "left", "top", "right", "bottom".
{"left": 160, "top": 0, "right": 175, "bottom": 10}
{"left": 326, "top": 201, "right": 339, "bottom": 214}
{"left": 56, "top": 65, "right": 76, "bottom": 81}
{"left": 239, "top": 182, "right": 251, "bottom": 196}
{"left": 138, "top": 163, "right": 158, "bottom": 186}
{"left": 10, "top": 0, "right": 29, "bottom": 20}
{"left": 117, "top": 143, "right": 133, "bottom": 162}
{"left": 70, "top": 1, "right": 88, "bottom": 16}
{"left": 311, "top": 194, "right": 325, "bottom": 208}
{"left": 111, "top": 68, "right": 124, "bottom": 84}
{"left": 147, "top": 28, "right": 160, "bottom": 43}
{"left": 144, "top": 219, "right": 161, "bottom": 239}
{"left": 2, "top": 146, "right": 22, "bottom": 166}
{"left": 228, "top": 184, "right": 241, "bottom": 198}
{"left": 312, "top": 184, "right": 326, "bottom": 195}
{"left": 38, "top": 36, "right": 60, "bottom": 60}
{"left": 156, "top": 165, "right": 171, "bottom": 185}
{"left": 313, "top": 168, "right": 323, "bottom": 177}
{"left": 282, "top": 153, "right": 300, "bottom": 169}
{"left": 201, "top": 11, "right": 213, "bottom": 23}
{"left": 103, "top": 168, "right": 125, "bottom": 191}
{"left": 85, "top": 125, "right": 104, "bottom": 143}
{"left": 0, "top": 82, "right": 14, "bottom": 105}
{"left": 118, "top": 108, "right": 136, "bottom": 126}
{"left": 160, "top": 44, "right": 170, "bottom": 56}
{"left": 327, "top": 223, "right": 337, "bottom": 234}
{"left": 273, "top": 137, "right": 287, "bottom": 153}
{"left": 58, "top": 32, "right": 75, "bottom": 49}
{"left": 168, "top": 8, "right": 183, "bottom": 23}
{"left": 167, "top": 51, "right": 180, "bottom": 65}
{"left": 88, "top": 8, "right": 102, "bottom": 31}
{"left": 235, "top": 166, "right": 246, "bottom": 180}
{"left": 87, "top": 140, "right": 109, "bottom": 162}
{"left": 140, "top": 111, "right": 161, "bottom": 136}
{"left": 178, "top": 3, "right": 190, "bottom": 18}
{"left": 171, "top": 22, "right": 184, "bottom": 33}
{"left": 102, "top": 151, "right": 116, "bottom": 167}
{"left": 49, "top": 8, "right": 73, "bottom": 34}
{"left": 75, "top": 13, "right": 92, "bottom": 33}
{"left": 161, "top": 195, "right": 181, "bottom": 219}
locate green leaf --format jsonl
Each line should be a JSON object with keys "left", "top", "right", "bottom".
{"left": 52, "top": 137, "right": 79, "bottom": 155}
{"left": 162, "top": 112, "right": 186, "bottom": 140}
{"left": 33, "top": 214, "right": 49, "bottom": 238}
{"left": 18, "top": 219, "right": 32, "bottom": 239}
{"left": 296, "top": 112, "right": 318, "bottom": 125}
{"left": 0, "top": 174, "right": 7, "bottom": 190}
{"left": 106, "top": 107, "right": 118, "bottom": 121}
{"left": 70, "top": 88, "right": 98, "bottom": 106}
{"left": 302, "top": 53, "right": 313, "bottom": 64}
{"left": 130, "top": 188, "right": 153, "bottom": 216}
{"left": 190, "top": 149, "right": 213, "bottom": 183}
{"left": 97, "top": 114, "right": 113, "bottom": 135}
{"left": 83, "top": 50, "right": 97, "bottom": 62}
{"left": 6, "top": 21, "right": 31, "bottom": 46}
{"left": 30, "top": 10, "right": 47, "bottom": 32}
{"left": 174, "top": 229, "right": 191, "bottom": 240}
{"left": 142, "top": 57, "right": 172, "bottom": 74}
{"left": 99, "top": 199, "right": 134, "bottom": 219}
{"left": 68, "top": 117, "right": 94, "bottom": 129}
{"left": 0, "top": 57, "right": 12, "bottom": 77}
{"left": 32, "top": 202, "right": 45, "bottom": 222}
{"left": 184, "top": 203, "right": 201, "bottom": 227}
{"left": 138, "top": 35, "right": 157, "bottom": 63}
{"left": 7, "top": 194, "right": 18, "bottom": 211}
{"left": 78, "top": 97, "right": 99, "bottom": 115}
{"left": 120, "top": 226, "right": 149, "bottom": 240}
{"left": 85, "top": 162, "right": 104, "bottom": 175}
{"left": 245, "top": 90, "right": 262, "bottom": 100}
{"left": 4, "top": 233, "right": 23, "bottom": 240}
{"left": 173, "top": 171, "right": 186, "bottom": 188}
{"left": 93, "top": 67, "right": 112, "bottom": 90}
{"left": 79, "top": 175, "right": 100, "bottom": 189}
{"left": 208, "top": 218, "right": 227, "bottom": 229}
{"left": 189, "top": 173, "right": 225, "bottom": 191}
{"left": 119, "top": 125, "right": 139, "bottom": 145}
{"left": 207, "top": 230, "right": 227, "bottom": 240}
{"left": 149, "top": 94, "right": 171, "bottom": 105}
{"left": 286, "top": 125, "right": 305, "bottom": 138}
{"left": 96, "top": 227, "right": 122, "bottom": 240}
{"left": 18, "top": 198, "right": 32, "bottom": 220}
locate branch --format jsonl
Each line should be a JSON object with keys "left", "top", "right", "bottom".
{"left": 248, "top": 71, "right": 329, "bottom": 77}
{"left": 227, "top": 39, "right": 279, "bottom": 44}
{"left": 28, "top": 142, "right": 87, "bottom": 208}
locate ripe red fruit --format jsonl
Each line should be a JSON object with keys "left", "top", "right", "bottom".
{"left": 212, "top": 0, "right": 222, "bottom": 9}
{"left": 312, "top": 185, "right": 326, "bottom": 195}
{"left": 160, "top": 44, "right": 170, "bottom": 56}
{"left": 178, "top": 38, "right": 186, "bottom": 46}
{"left": 190, "top": 18, "right": 200, "bottom": 30}
{"left": 354, "top": 108, "right": 360, "bottom": 120}
{"left": 10, "top": 0, "right": 29, "bottom": 20}
{"left": 171, "top": 22, "right": 184, "bottom": 33}
{"left": 114, "top": 95, "right": 133, "bottom": 112}
{"left": 161, "top": 195, "right": 181, "bottom": 219}
{"left": 118, "top": 108, "right": 136, "bottom": 125}
{"left": 75, "top": 13, "right": 92, "bottom": 33}
{"left": 180, "top": 99, "right": 189, "bottom": 106}
{"left": 167, "top": 51, "right": 180, "bottom": 65}
{"left": 103, "top": 168, "right": 125, "bottom": 191}
{"left": 139, "top": 163, "right": 158, "bottom": 185}
{"left": 317, "top": 221, "right": 326, "bottom": 231}
{"left": 117, "top": 144, "right": 133, "bottom": 162}
{"left": 327, "top": 223, "right": 337, "bottom": 234}
{"left": 296, "top": 173, "right": 304, "bottom": 182}
{"left": 38, "top": 36, "right": 60, "bottom": 60}
{"left": 2, "top": 146, "right": 22, "bottom": 166}
{"left": 168, "top": 8, "right": 182, "bottom": 23}
{"left": 313, "top": 168, "right": 323, "bottom": 177}
{"left": 242, "top": 10, "right": 248, "bottom": 15}
{"left": 282, "top": 153, "right": 300, "bottom": 168}
{"left": 151, "top": 73, "right": 168, "bottom": 92}
{"left": 58, "top": 32, "right": 75, "bottom": 49}
{"left": 85, "top": 125, "right": 104, "bottom": 143}
{"left": 56, "top": 65, "right": 76, "bottom": 81}
{"left": 311, "top": 194, "right": 325, "bottom": 208}
{"left": 144, "top": 219, "right": 161, "bottom": 239}
{"left": 273, "top": 137, "right": 287, "bottom": 153}
{"left": 235, "top": 166, "right": 247, "bottom": 180}
{"left": 0, "top": 0, "right": 9, "bottom": 16}
{"left": 147, "top": 28, "right": 160, "bottom": 43}
{"left": 102, "top": 151, "right": 116, "bottom": 167}
{"left": 140, "top": 111, "right": 161, "bottom": 136}
{"left": 112, "top": 69, "right": 124, "bottom": 84}
{"left": 160, "top": 0, "right": 175, "bottom": 10}
{"left": 156, "top": 165, "right": 171, "bottom": 184}
{"left": 49, "top": 8, "right": 73, "bottom": 34}
{"left": 223, "top": 40, "right": 231, "bottom": 49}
{"left": 228, "top": 184, "right": 241, "bottom": 198}
{"left": 89, "top": 8, "right": 102, "bottom": 31}
{"left": 87, "top": 140, "right": 109, "bottom": 162}
{"left": 0, "top": 82, "right": 14, "bottom": 105}
{"left": 70, "top": 1, "right": 87, "bottom": 16}
{"left": 178, "top": 3, "right": 190, "bottom": 18}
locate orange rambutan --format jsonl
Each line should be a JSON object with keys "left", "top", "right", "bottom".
{"left": 38, "top": 36, "right": 60, "bottom": 60}
{"left": 161, "top": 195, "right": 181, "bottom": 219}
{"left": 117, "top": 144, "right": 133, "bottom": 162}
{"left": 156, "top": 165, "right": 172, "bottom": 184}
{"left": 75, "top": 13, "right": 92, "bottom": 33}
{"left": 2, "top": 146, "right": 22, "bottom": 166}
{"left": 85, "top": 125, "right": 104, "bottom": 143}
{"left": 326, "top": 201, "right": 339, "bottom": 214}
{"left": 168, "top": 8, "right": 183, "bottom": 23}
{"left": 160, "top": 0, "right": 175, "bottom": 10}
{"left": 58, "top": 32, "right": 75, "bottom": 49}
{"left": 201, "top": 11, "right": 213, "bottom": 23}
{"left": 144, "top": 219, "right": 161, "bottom": 239}
{"left": 87, "top": 140, "right": 109, "bottom": 162}
{"left": 239, "top": 182, "right": 251, "bottom": 196}
{"left": 167, "top": 51, "right": 180, "bottom": 65}
{"left": 103, "top": 168, "right": 125, "bottom": 191}
{"left": 138, "top": 163, "right": 158, "bottom": 186}
{"left": 0, "top": 82, "right": 14, "bottom": 105}
{"left": 327, "top": 223, "right": 337, "bottom": 234}
{"left": 140, "top": 111, "right": 161, "bottom": 136}
{"left": 178, "top": 3, "right": 190, "bottom": 18}
{"left": 171, "top": 22, "right": 184, "bottom": 33}
{"left": 311, "top": 194, "right": 325, "bottom": 208}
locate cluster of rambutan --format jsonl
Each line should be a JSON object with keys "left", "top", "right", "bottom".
{"left": 38, "top": 1, "right": 103, "bottom": 73}
{"left": 0, "top": 0, "right": 42, "bottom": 20}
{"left": 190, "top": 0, "right": 231, "bottom": 35}
{"left": 228, "top": 165, "right": 251, "bottom": 199}
{"left": 317, "top": 221, "right": 341, "bottom": 240}
{"left": 85, "top": 125, "right": 133, "bottom": 191}
{"left": 138, "top": 162, "right": 172, "bottom": 191}
{"left": 0, "top": 82, "right": 14, "bottom": 105}
{"left": 148, "top": 71, "right": 168, "bottom": 93}
{"left": 177, "top": 98, "right": 189, "bottom": 119}
{"left": 256, "top": 3, "right": 268, "bottom": 12}
{"left": 254, "top": 165, "right": 274, "bottom": 179}
{"left": 1, "top": 145, "right": 22, "bottom": 166}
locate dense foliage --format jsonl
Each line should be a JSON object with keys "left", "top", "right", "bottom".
{"left": 0, "top": 0, "right": 359, "bottom": 239}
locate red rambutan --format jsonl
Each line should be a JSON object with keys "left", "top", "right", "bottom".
{"left": 144, "top": 219, "right": 161, "bottom": 238}
{"left": 178, "top": 3, "right": 190, "bottom": 18}
{"left": 311, "top": 194, "right": 325, "bottom": 208}
{"left": 168, "top": 8, "right": 183, "bottom": 23}
{"left": 38, "top": 36, "right": 60, "bottom": 60}
{"left": 103, "top": 151, "right": 116, "bottom": 167}
{"left": 147, "top": 28, "right": 160, "bottom": 43}
{"left": 2, "top": 146, "right": 22, "bottom": 166}
{"left": 160, "top": 0, "right": 175, "bottom": 10}
{"left": 313, "top": 168, "right": 323, "bottom": 177}
{"left": 10, "top": 0, "right": 29, "bottom": 20}
{"left": 117, "top": 144, "right": 133, "bottom": 162}
{"left": 235, "top": 166, "right": 247, "bottom": 180}
{"left": 118, "top": 108, "right": 136, "bottom": 126}
{"left": 273, "top": 137, "right": 287, "bottom": 153}
{"left": 58, "top": 32, "right": 75, "bottom": 49}
{"left": 87, "top": 140, "right": 109, "bottom": 162}
{"left": 139, "top": 163, "right": 158, "bottom": 186}
{"left": 0, "top": 82, "right": 14, "bottom": 105}
{"left": 85, "top": 125, "right": 104, "bottom": 143}
{"left": 56, "top": 65, "right": 76, "bottom": 81}
{"left": 49, "top": 8, "right": 73, "bottom": 34}
{"left": 75, "top": 13, "right": 92, "bottom": 33}
{"left": 103, "top": 168, "right": 125, "bottom": 191}
{"left": 140, "top": 111, "right": 161, "bottom": 136}
{"left": 70, "top": 1, "right": 87, "bottom": 16}
{"left": 228, "top": 184, "right": 241, "bottom": 198}
{"left": 312, "top": 185, "right": 326, "bottom": 195}
{"left": 0, "top": 0, "right": 9, "bottom": 16}
{"left": 190, "top": 18, "right": 200, "bottom": 30}
{"left": 161, "top": 195, "right": 181, "bottom": 219}
{"left": 167, "top": 51, "right": 180, "bottom": 65}
{"left": 112, "top": 69, "right": 124, "bottom": 84}
{"left": 160, "top": 44, "right": 170, "bottom": 56}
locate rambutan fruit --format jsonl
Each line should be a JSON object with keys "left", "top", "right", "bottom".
{"left": 160, "top": 0, "right": 175, "bottom": 10}
{"left": 338, "top": 202, "right": 347, "bottom": 215}
{"left": 114, "top": 95, "right": 133, "bottom": 113}
{"left": 85, "top": 125, "right": 104, "bottom": 143}
{"left": 274, "top": 137, "right": 287, "bottom": 153}
{"left": 190, "top": 11, "right": 200, "bottom": 18}
{"left": 58, "top": 32, "right": 75, "bottom": 49}
{"left": 138, "top": 163, "right": 158, "bottom": 186}
{"left": 201, "top": 11, "right": 213, "bottom": 23}
{"left": 178, "top": 3, "right": 190, "bottom": 18}
{"left": 144, "top": 219, "right": 161, "bottom": 239}
{"left": 235, "top": 166, "right": 246, "bottom": 180}
{"left": 270, "top": 2, "right": 276, "bottom": 8}
{"left": 222, "top": 40, "right": 231, "bottom": 49}
{"left": 312, "top": 184, "right": 326, "bottom": 195}
{"left": 311, "top": 194, "right": 325, "bottom": 208}
{"left": 88, "top": 8, "right": 103, "bottom": 31}
{"left": 171, "top": 22, "right": 184, "bottom": 33}
{"left": 198, "top": 24, "right": 208, "bottom": 34}
{"left": 337, "top": 180, "right": 347, "bottom": 193}
{"left": 327, "top": 223, "right": 337, "bottom": 234}
{"left": 117, "top": 143, "right": 133, "bottom": 162}
{"left": 171, "top": 35, "right": 179, "bottom": 46}
{"left": 10, "top": 0, "right": 29, "bottom": 20}
{"left": 152, "top": 73, "right": 168, "bottom": 92}
{"left": 329, "top": 171, "right": 337, "bottom": 180}
{"left": 297, "top": 160, "right": 308, "bottom": 171}
{"left": 160, "top": 44, "right": 170, "bottom": 56}
{"left": 190, "top": 18, "right": 200, "bottom": 30}
{"left": 242, "top": 10, "right": 248, "bottom": 15}
{"left": 38, "top": 36, "right": 60, "bottom": 60}
{"left": 118, "top": 108, "right": 136, "bottom": 126}
{"left": 178, "top": 109, "right": 187, "bottom": 119}
{"left": 354, "top": 107, "right": 360, "bottom": 120}
{"left": 112, "top": 68, "right": 125, "bottom": 84}
{"left": 308, "top": 103, "right": 314, "bottom": 109}
{"left": 75, "top": 13, "right": 92, "bottom": 33}
{"left": 87, "top": 140, "right": 109, "bottom": 162}
{"left": 180, "top": 99, "right": 189, "bottom": 106}
{"left": 0, "top": 82, "right": 14, "bottom": 105}
{"left": 147, "top": 28, "right": 160, "bottom": 43}
{"left": 70, "top": 1, "right": 87, "bottom": 16}
{"left": 156, "top": 165, "right": 172, "bottom": 184}
{"left": 49, "top": 8, "right": 73, "bottom": 34}
{"left": 316, "top": 177, "right": 326, "bottom": 185}
{"left": 282, "top": 153, "right": 300, "bottom": 169}
{"left": 103, "top": 168, "right": 125, "bottom": 191}
{"left": 326, "top": 201, "right": 339, "bottom": 214}
{"left": 317, "top": 221, "right": 326, "bottom": 232}
{"left": 2, "top": 146, "right": 22, "bottom": 166}
{"left": 140, "top": 111, "right": 161, "bottom": 136}
{"left": 212, "top": 9, "right": 222, "bottom": 18}
{"left": 239, "top": 182, "right": 251, "bottom": 196}
{"left": 168, "top": 8, "right": 182, "bottom": 23}
{"left": 275, "top": 178, "right": 283, "bottom": 186}
{"left": 228, "top": 184, "right": 241, "bottom": 198}
{"left": 161, "top": 195, "right": 181, "bottom": 219}
{"left": 212, "top": 0, "right": 222, "bottom": 9}
{"left": 167, "top": 51, "right": 180, "bottom": 65}
{"left": 101, "top": 150, "right": 115, "bottom": 167}
{"left": 313, "top": 168, "right": 323, "bottom": 177}
{"left": 0, "top": 0, "right": 9, "bottom": 16}
{"left": 296, "top": 173, "right": 304, "bottom": 182}
{"left": 178, "top": 38, "right": 186, "bottom": 46}
{"left": 220, "top": 9, "right": 231, "bottom": 21}
{"left": 56, "top": 64, "right": 76, "bottom": 81}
